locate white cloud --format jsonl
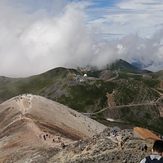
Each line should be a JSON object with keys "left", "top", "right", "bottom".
{"left": 87, "top": 0, "right": 163, "bottom": 39}
{"left": 92, "top": 31, "right": 163, "bottom": 71}
{"left": 0, "top": 1, "right": 94, "bottom": 77}
{"left": 1, "top": 0, "right": 163, "bottom": 77}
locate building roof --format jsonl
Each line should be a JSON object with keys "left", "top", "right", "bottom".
{"left": 134, "top": 127, "right": 160, "bottom": 140}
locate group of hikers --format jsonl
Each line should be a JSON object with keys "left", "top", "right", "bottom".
{"left": 140, "top": 140, "right": 163, "bottom": 162}
{"left": 38, "top": 130, "right": 163, "bottom": 162}
{"left": 39, "top": 133, "right": 67, "bottom": 149}
{"left": 114, "top": 128, "right": 163, "bottom": 162}
{"left": 112, "top": 128, "right": 163, "bottom": 162}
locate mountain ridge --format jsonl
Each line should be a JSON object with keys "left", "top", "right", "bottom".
{"left": 0, "top": 94, "right": 106, "bottom": 162}
{"left": 0, "top": 59, "right": 163, "bottom": 135}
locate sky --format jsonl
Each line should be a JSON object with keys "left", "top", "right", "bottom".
{"left": 1, "top": 0, "right": 163, "bottom": 77}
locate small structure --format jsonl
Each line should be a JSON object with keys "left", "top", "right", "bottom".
{"left": 134, "top": 127, "right": 160, "bottom": 140}
{"left": 73, "top": 74, "right": 88, "bottom": 82}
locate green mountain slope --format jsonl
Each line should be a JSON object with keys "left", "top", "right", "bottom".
{"left": 0, "top": 59, "right": 163, "bottom": 134}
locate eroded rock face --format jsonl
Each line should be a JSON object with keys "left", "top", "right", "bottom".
{"left": 0, "top": 94, "right": 107, "bottom": 163}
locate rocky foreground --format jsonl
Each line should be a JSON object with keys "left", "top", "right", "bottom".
{"left": 48, "top": 127, "right": 153, "bottom": 163}
{"left": 1, "top": 126, "right": 153, "bottom": 163}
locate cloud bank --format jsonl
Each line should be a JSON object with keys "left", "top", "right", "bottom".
{"left": 0, "top": 0, "right": 163, "bottom": 77}
{"left": 0, "top": 1, "right": 93, "bottom": 77}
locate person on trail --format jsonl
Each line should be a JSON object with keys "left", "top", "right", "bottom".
{"left": 140, "top": 140, "right": 163, "bottom": 163}
{"left": 58, "top": 137, "right": 61, "bottom": 142}
{"left": 43, "top": 135, "right": 46, "bottom": 140}
{"left": 120, "top": 141, "right": 124, "bottom": 149}
{"left": 144, "top": 144, "right": 148, "bottom": 152}
{"left": 113, "top": 129, "right": 117, "bottom": 136}
{"left": 61, "top": 142, "right": 66, "bottom": 149}
{"left": 141, "top": 145, "right": 145, "bottom": 152}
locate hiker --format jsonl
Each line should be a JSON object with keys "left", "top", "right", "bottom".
{"left": 140, "top": 140, "right": 163, "bottom": 163}
{"left": 144, "top": 144, "right": 148, "bottom": 152}
{"left": 43, "top": 135, "right": 46, "bottom": 140}
{"left": 58, "top": 137, "right": 61, "bottom": 142}
{"left": 120, "top": 141, "right": 124, "bottom": 149}
{"left": 141, "top": 145, "right": 144, "bottom": 151}
{"left": 61, "top": 142, "right": 66, "bottom": 149}
{"left": 113, "top": 129, "right": 117, "bottom": 136}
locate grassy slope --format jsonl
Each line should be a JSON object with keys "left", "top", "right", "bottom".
{"left": 0, "top": 62, "right": 163, "bottom": 134}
